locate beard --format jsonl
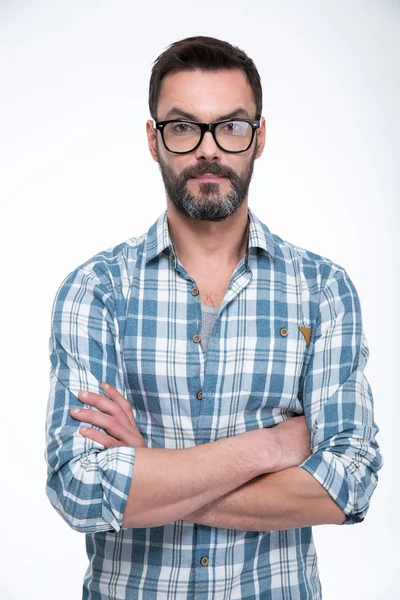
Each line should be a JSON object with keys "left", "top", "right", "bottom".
{"left": 155, "top": 140, "right": 258, "bottom": 222}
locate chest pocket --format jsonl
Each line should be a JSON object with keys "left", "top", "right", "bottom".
{"left": 240, "top": 319, "right": 312, "bottom": 413}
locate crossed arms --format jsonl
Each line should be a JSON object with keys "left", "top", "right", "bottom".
{"left": 68, "top": 384, "right": 346, "bottom": 530}
{"left": 44, "top": 264, "right": 382, "bottom": 533}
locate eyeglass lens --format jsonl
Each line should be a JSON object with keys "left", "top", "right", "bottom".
{"left": 163, "top": 121, "right": 253, "bottom": 152}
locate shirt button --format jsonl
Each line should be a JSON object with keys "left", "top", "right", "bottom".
{"left": 193, "top": 334, "right": 201, "bottom": 343}
{"left": 170, "top": 252, "right": 174, "bottom": 261}
{"left": 191, "top": 287, "right": 199, "bottom": 296}
{"left": 200, "top": 556, "right": 209, "bottom": 566}
{"left": 280, "top": 327, "right": 289, "bottom": 337}
{"left": 196, "top": 390, "right": 203, "bottom": 400}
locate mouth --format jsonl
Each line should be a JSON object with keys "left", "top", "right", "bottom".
{"left": 193, "top": 175, "right": 226, "bottom": 182}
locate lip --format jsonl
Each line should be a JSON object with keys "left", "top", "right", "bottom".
{"left": 194, "top": 175, "right": 225, "bottom": 181}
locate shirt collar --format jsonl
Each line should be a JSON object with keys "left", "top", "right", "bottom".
{"left": 144, "top": 206, "right": 275, "bottom": 264}
{"left": 246, "top": 206, "right": 276, "bottom": 259}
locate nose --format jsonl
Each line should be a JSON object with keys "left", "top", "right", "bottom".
{"left": 194, "top": 130, "right": 222, "bottom": 162}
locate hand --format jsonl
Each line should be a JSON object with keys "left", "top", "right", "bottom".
{"left": 267, "top": 415, "right": 312, "bottom": 473}
{"left": 70, "top": 382, "right": 147, "bottom": 449}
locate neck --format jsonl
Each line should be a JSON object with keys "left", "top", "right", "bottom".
{"left": 166, "top": 200, "right": 250, "bottom": 267}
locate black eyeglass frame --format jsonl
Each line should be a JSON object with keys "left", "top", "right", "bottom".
{"left": 154, "top": 115, "right": 262, "bottom": 154}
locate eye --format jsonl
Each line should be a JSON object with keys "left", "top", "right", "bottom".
{"left": 172, "top": 123, "right": 196, "bottom": 134}
{"left": 220, "top": 121, "right": 246, "bottom": 134}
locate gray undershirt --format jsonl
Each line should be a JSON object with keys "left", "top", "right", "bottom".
{"left": 200, "top": 303, "right": 219, "bottom": 354}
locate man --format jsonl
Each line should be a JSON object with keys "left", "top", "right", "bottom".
{"left": 45, "top": 36, "right": 382, "bottom": 599}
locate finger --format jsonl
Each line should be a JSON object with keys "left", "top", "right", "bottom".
{"left": 77, "top": 390, "right": 118, "bottom": 417}
{"left": 100, "top": 382, "right": 136, "bottom": 426}
{"left": 71, "top": 408, "right": 132, "bottom": 442}
{"left": 79, "top": 426, "right": 123, "bottom": 449}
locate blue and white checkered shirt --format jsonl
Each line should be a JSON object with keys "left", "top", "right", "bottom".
{"left": 45, "top": 207, "right": 382, "bottom": 599}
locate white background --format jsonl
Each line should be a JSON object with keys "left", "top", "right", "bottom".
{"left": 1, "top": 1, "right": 398, "bottom": 598}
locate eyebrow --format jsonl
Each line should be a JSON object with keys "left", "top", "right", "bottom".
{"left": 163, "top": 106, "right": 252, "bottom": 121}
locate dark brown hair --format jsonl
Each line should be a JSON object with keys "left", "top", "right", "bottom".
{"left": 148, "top": 36, "right": 262, "bottom": 121}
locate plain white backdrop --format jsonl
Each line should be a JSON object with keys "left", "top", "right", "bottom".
{"left": 1, "top": 1, "right": 398, "bottom": 598}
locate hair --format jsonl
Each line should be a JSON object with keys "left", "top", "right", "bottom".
{"left": 148, "top": 36, "right": 262, "bottom": 121}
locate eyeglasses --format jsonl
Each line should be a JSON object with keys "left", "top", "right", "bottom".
{"left": 154, "top": 115, "right": 261, "bottom": 154}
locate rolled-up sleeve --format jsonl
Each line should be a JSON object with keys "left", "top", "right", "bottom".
{"left": 44, "top": 265, "right": 135, "bottom": 533}
{"left": 298, "top": 267, "right": 383, "bottom": 525}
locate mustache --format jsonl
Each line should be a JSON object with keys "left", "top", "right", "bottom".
{"left": 182, "top": 164, "right": 234, "bottom": 180}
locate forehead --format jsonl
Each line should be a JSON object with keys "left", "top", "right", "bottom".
{"left": 157, "top": 69, "right": 256, "bottom": 120}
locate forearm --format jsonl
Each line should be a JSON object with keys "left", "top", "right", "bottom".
{"left": 183, "top": 466, "right": 346, "bottom": 531}
{"left": 122, "top": 429, "right": 269, "bottom": 528}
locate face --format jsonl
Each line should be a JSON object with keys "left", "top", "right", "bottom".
{"left": 146, "top": 69, "right": 266, "bottom": 222}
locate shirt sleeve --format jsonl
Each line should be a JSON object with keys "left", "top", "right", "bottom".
{"left": 298, "top": 267, "right": 383, "bottom": 525}
{"left": 44, "top": 264, "right": 136, "bottom": 533}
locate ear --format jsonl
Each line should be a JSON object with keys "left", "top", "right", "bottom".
{"left": 254, "top": 116, "right": 266, "bottom": 159}
{"left": 146, "top": 119, "right": 159, "bottom": 163}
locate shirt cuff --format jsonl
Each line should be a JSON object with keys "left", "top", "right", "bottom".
{"left": 95, "top": 445, "right": 136, "bottom": 532}
{"left": 298, "top": 450, "right": 365, "bottom": 525}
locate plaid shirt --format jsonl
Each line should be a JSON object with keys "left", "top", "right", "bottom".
{"left": 45, "top": 207, "right": 382, "bottom": 599}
